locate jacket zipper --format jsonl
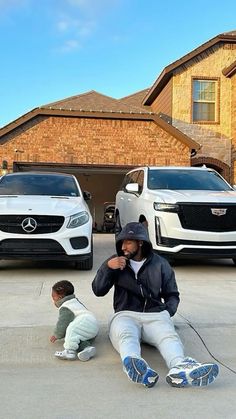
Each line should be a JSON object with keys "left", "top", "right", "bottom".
{"left": 128, "top": 263, "right": 148, "bottom": 312}
{"left": 139, "top": 280, "right": 147, "bottom": 312}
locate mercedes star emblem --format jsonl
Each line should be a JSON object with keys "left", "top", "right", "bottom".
{"left": 21, "top": 217, "right": 37, "bottom": 233}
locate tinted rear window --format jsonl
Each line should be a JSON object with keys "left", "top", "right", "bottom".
{"left": 0, "top": 174, "right": 80, "bottom": 196}
{"left": 147, "top": 169, "right": 232, "bottom": 191}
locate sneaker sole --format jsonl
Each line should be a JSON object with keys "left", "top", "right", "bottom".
{"left": 166, "top": 372, "right": 188, "bottom": 387}
{"left": 54, "top": 351, "right": 77, "bottom": 361}
{"left": 143, "top": 368, "right": 159, "bottom": 388}
{"left": 166, "top": 363, "right": 219, "bottom": 387}
{"left": 123, "top": 357, "right": 159, "bottom": 388}
{"left": 78, "top": 347, "right": 96, "bottom": 362}
{"left": 54, "top": 354, "right": 77, "bottom": 361}
{"left": 190, "top": 363, "right": 219, "bottom": 387}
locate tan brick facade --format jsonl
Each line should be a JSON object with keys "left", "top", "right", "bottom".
{"left": 0, "top": 116, "right": 190, "bottom": 170}
{"left": 172, "top": 44, "right": 236, "bottom": 183}
{"left": 231, "top": 73, "right": 236, "bottom": 183}
{"left": 172, "top": 45, "right": 234, "bottom": 137}
{"left": 149, "top": 42, "right": 236, "bottom": 183}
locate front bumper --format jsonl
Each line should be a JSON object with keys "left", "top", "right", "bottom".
{"left": 0, "top": 237, "right": 92, "bottom": 261}
{"left": 156, "top": 246, "right": 236, "bottom": 259}
{"left": 153, "top": 215, "right": 236, "bottom": 259}
{"left": 0, "top": 220, "right": 92, "bottom": 260}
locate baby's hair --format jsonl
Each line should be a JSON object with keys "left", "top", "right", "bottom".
{"left": 52, "top": 280, "right": 74, "bottom": 297}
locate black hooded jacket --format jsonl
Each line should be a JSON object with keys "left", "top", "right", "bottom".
{"left": 92, "top": 222, "right": 180, "bottom": 316}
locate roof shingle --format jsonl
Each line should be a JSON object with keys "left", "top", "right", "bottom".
{"left": 43, "top": 90, "right": 152, "bottom": 114}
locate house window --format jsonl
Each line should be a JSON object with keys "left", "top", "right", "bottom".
{"left": 192, "top": 79, "right": 217, "bottom": 122}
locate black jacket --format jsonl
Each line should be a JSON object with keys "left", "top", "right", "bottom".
{"left": 92, "top": 222, "right": 180, "bottom": 316}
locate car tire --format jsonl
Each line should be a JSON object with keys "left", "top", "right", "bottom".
{"left": 115, "top": 213, "right": 122, "bottom": 238}
{"left": 74, "top": 237, "right": 93, "bottom": 270}
{"left": 232, "top": 258, "right": 236, "bottom": 265}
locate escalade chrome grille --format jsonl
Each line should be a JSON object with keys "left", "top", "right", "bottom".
{"left": 179, "top": 204, "right": 236, "bottom": 232}
{"left": 0, "top": 215, "right": 64, "bottom": 234}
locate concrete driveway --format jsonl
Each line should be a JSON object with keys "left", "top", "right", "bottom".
{"left": 0, "top": 234, "right": 235, "bottom": 419}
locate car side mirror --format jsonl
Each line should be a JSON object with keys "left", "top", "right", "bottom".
{"left": 83, "top": 190, "right": 92, "bottom": 201}
{"left": 126, "top": 183, "right": 139, "bottom": 193}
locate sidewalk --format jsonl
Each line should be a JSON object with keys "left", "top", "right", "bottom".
{"left": 0, "top": 234, "right": 235, "bottom": 419}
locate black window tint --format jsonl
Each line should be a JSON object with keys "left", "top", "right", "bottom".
{"left": 124, "top": 171, "right": 139, "bottom": 192}
{"left": 121, "top": 174, "right": 132, "bottom": 191}
{"left": 136, "top": 170, "right": 144, "bottom": 194}
{"left": 121, "top": 171, "right": 139, "bottom": 192}
{"left": 129, "top": 171, "right": 139, "bottom": 183}
{"left": 0, "top": 174, "right": 80, "bottom": 196}
{"left": 147, "top": 169, "right": 232, "bottom": 191}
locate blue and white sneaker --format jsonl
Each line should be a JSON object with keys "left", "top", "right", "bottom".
{"left": 123, "top": 356, "right": 159, "bottom": 388}
{"left": 166, "top": 357, "right": 219, "bottom": 387}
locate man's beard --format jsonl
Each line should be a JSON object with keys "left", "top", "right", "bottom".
{"left": 124, "top": 248, "right": 139, "bottom": 260}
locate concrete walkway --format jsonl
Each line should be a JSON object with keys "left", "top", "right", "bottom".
{"left": 0, "top": 234, "right": 235, "bottom": 419}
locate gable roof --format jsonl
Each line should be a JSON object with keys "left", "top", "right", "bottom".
{"left": 0, "top": 90, "right": 200, "bottom": 152}
{"left": 222, "top": 59, "right": 236, "bottom": 77}
{"left": 119, "top": 88, "right": 151, "bottom": 110}
{"left": 44, "top": 90, "right": 151, "bottom": 114}
{"left": 143, "top": 30, "right": 236, "bottom": 105}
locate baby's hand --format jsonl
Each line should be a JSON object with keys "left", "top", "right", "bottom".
{"left": 50, "top": 335, "right": 57, "bottom": 343}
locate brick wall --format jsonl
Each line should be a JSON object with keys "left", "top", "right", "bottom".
{"left": 172, "top": 45, "right": 234, "bottom": 136}
{"left": 0, "top": 116, "right": 191, "bottom": 170}
{"left": 231, "top": 73, "right": 236, "bottom": 183}
{"left": 153, "top": 43, "right": 236, "bottom": 181}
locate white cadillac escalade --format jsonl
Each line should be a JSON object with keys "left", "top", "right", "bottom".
{"left": 115, "top": 166, "right": 236, "bottom": 264}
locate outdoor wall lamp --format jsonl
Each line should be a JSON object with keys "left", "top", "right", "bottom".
{"left": 1, "top": 160, "right": 8, "bottom": 175}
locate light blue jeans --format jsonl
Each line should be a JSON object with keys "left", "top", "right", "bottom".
{"left": 109, "top": 310, "right": 185, "bottom": 368}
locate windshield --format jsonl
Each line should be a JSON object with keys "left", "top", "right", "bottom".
{"left": 0, "top": 174, "right": 80, "bottom": 196}
{"left": 147, "top": 169, "right": 232, "bottom": 191}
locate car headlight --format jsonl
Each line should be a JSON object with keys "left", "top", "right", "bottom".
{"left": 153, "top": 203, "right": 179, "bottom": 212}
{"left": 67, "top": 211, "right": 90, "bottom": 228}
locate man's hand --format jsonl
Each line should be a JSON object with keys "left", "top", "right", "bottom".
{"left": 107, "top": 256, "right": 127, "bottom": 270}
{"left": 50, "top": 335, "right": 57, "bottom": 343}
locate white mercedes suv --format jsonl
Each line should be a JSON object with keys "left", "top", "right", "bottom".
{"left": 0, "top": 172, "right": 93, "bottom": 269}
{"left": 115, "top": 166, "right": 236, "bottom": 264}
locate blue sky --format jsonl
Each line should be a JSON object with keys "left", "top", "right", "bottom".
{"left": 0, "top": 0, "right": 235, "bottom": 127}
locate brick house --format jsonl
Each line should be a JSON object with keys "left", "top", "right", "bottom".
{"left": 0, "top": 30, "right": 235, "bottom": 228}
{"left": 144, "top": 30, "right": 236, "bottom": 183}
{"left": 0, "top": 92, "right": 199, "bottom": 228}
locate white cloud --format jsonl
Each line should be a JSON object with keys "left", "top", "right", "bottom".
{"left": 59, "top": 38, "right": 81, "bottom": 52}
{"left": 56, "top": 16, "right": 95, "bottom": 38}
{"left": 54, "top": 0, "right": 122, "bottom": 53}
{"left": 57, "top": 20, "right": 69, "bottom": 32}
